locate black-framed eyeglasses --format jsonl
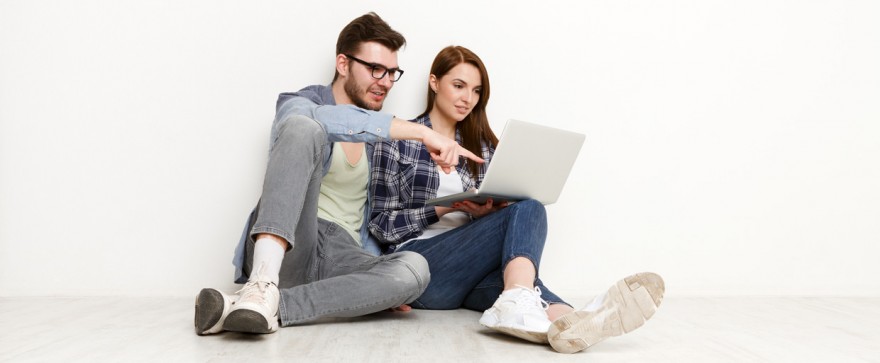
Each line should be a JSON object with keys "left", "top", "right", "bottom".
{"left": 344, "top": 54, "right": 404, "bottom": 82}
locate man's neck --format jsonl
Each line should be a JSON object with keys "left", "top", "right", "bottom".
{"left": 331, "top": 81, "right": 352, "bottom": 106}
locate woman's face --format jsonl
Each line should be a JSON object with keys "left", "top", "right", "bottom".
{"left": 430, "top": 62, "right": 482, "bottom": 122}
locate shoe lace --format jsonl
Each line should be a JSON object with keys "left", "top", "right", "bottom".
{"left": 511, "top": 285, "right": 550, "bottom": 312}
{"left": 236, "top": 262, "right": 272, "bottom": 305}
{"left": 236, "top": 280, "right": 270, "bottom": 305}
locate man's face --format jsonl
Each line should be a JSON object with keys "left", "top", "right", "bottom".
{"left": 342, "top": 42, "right": 399, "bottom": 111}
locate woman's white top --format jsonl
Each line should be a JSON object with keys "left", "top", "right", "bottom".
{"left": 406, "top": 167, "right": 471, "bottom": 242}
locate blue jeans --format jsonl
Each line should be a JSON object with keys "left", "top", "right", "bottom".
{"left": 392, "top": 199, "right": 568, "bottom": 310}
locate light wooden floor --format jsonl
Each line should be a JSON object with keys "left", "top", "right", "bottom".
{"left": 0, "top": 296, "right": 877, "bottom": 362}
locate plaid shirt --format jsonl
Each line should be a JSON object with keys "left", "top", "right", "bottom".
{"left": 369, "top": 114, "right": 495, "bottom": 245}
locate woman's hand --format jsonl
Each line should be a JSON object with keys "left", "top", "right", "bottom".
{"left": 434, "top": 206, "right": 458, "bottom": 217}
{"left": 452, "top": 198, "right": 508, "bottom": 219}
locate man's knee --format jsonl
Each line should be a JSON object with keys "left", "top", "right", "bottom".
{"left": 274, "top": 114, "right": 327, "bottom": 147}
{"left": 391, "top": 251, "right": 431, "bottom": 297}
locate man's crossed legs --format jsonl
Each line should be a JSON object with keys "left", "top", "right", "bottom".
{"left": 195, "top": 220, "right": 429, "bottom": 334}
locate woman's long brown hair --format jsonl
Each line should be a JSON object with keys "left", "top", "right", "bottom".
{"left": 420, "top": 46, "right": 498, "bottom": 179}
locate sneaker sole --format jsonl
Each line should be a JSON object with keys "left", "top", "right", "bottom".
{"left": 548, "top": 272, "right": 665, "bottom": 354}
{"left": 486, "top": 324, "right": 549, "bottom": 344}
{"left": 194, "top": 288, "right": 225, "bottom": 336}
{"left": 224, "top": 309, "right": 277, "bottom": 334}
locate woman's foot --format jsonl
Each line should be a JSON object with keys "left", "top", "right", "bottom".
{"left": 479, "top": 286, "right": 552, "bottom": 343}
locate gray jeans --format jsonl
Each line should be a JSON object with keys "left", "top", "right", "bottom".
{"left": 242, "top": 114, "right": 430, "bottom": 326}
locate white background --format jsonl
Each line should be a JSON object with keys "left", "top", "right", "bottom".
{"left": 1, "top": 0, "right": 878, "bottom": 297}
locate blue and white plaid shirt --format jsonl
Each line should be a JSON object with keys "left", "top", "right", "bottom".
{"left": 369, "top": 114, "right": 495, "bottom": 246}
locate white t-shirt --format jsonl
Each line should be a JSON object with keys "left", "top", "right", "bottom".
{"left": 407, "top": 167, "right": 470, "bottom": 242}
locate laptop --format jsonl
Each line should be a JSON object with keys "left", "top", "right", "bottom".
{"left": 425, "top": 119, "right": 585, "bottom": 207}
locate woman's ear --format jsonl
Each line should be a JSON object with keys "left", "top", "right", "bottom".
{"left": 429, "top": 74, "right": 439, "bottom": 93}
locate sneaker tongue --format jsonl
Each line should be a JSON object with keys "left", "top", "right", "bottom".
{"left": 504, "top": 287, "right": 548, "bottom": 312}
{"left": 238, "top": 281, "right": 269, "bottom": 304}
{"left": 502, "top": 285, "right": 534, "bottom": 297}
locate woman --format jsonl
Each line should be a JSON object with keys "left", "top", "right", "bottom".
{"left": 369, "top": 46, "right": 664, "bottom": 353}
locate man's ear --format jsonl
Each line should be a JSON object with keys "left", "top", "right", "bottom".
{"left": 336, "top": 54, "right": 348, "bottom": 78}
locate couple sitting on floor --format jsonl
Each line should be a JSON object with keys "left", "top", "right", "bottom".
{"left": 194, "top": 12, "right": 664, "bottom": 354}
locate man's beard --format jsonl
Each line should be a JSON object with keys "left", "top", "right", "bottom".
{"left": 343, "top": 74, "right": 384, "bottom": 111}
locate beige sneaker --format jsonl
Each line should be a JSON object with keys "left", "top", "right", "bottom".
{"left": 548, "top": 272, "right": 665, "bottom": 354}
{"left": 194, "top": 288, "right": 237, "bottom": 335}
{"left": 223, "top": 279, "right": 280, "bottom": 334}
{"left": 223, "top": 263, "right": 281, "bottom": 334}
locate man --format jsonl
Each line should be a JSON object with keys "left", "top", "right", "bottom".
{"left": 194, "top": 12, "right": 482, "bottom": 335}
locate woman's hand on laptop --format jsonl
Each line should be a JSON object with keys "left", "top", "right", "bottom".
{"left": 453, "top": 198, "right": 508, "bottom": 219}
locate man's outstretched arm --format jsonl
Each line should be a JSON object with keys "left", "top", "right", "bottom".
{"left": 282, "top": 94, "right": 483, "bottom": 171}
{"left": 388, "top": 118, "right": 483, "bottom": 173}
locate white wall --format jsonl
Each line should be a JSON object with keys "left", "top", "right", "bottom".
{"left": 1, "top": 0, "right": 878, "bottom": 297}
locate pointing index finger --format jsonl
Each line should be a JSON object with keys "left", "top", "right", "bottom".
{"left": 458, "top": 146, "right": 484, "bottom": 163}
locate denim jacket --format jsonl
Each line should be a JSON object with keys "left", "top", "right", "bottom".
{"left": 232, "top": 85, "right": 391, "bottom": 283}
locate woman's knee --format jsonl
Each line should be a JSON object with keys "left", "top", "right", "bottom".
{"left": 511, "top": 199, "right": 547, "bottom": 214}
{"left": 511, "top": 199, "right": 546, "bottom": 219}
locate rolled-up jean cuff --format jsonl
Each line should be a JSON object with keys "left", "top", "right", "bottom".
{"left": 250, "top": 225, "right": 294, "bottom": 249}
{"left": 502, "top": 253, "right": 540, "bottom": 274}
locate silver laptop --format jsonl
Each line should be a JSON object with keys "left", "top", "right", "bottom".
{"left": 425, "top": 119, "right": 585, "bottom": 207}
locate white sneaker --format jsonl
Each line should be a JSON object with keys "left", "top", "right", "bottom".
{"left": 194, "top": 288, "right": 237, "bottom": 335}
{"left": 479, "top": 286, "right": 552, "bottom": 343}
{"left": 223, "top": 267, "right": 281, "bottom": 334}
{"left": 548, "top": 272, "right": 665, "bottom": 354}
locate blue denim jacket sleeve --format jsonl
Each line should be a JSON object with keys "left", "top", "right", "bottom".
{"left": 275, "top": 95, "right": 393, "bottom": 143}
{"left": 232, "top": 211, "right": 254, "bottom": 284}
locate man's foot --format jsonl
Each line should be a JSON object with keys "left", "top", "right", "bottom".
{"left": 479, "top": 286, "right": 552, "bottom": 343}
{"left": 223, "top": 279, "right": 280, "bottom": 334}
{"left": 194, "top": 288, "right": 237, "bottom": 335}
{"left": 548, "top": 272, "right": 665, "bottom": 354}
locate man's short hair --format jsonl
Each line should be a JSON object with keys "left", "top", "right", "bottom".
{"left": 333, "top": 12, "right": 406, "bottom": 82}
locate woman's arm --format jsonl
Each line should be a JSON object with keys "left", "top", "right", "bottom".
{"left": 369, "top": 139, "right": 440, "bottom": 244}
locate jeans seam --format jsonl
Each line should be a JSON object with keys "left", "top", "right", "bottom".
{"left": 279, "top": 291, "right": 291, "bottom": 324}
